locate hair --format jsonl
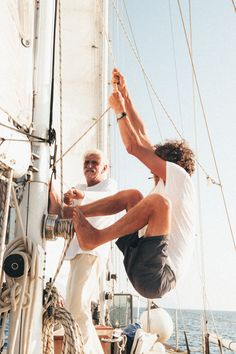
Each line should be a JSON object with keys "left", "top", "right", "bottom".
{"left": 154, "top": 140, "right": 195, "bottom": 176}
{"left": 83, "top": 149, "right": 109, "bottom": 167}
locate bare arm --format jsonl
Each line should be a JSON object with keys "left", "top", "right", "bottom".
{"left": 79, "top": 192, "right": 123, "bottom": 217}
{"left": 108, "top": 90, "right": 144, "bottom": 151}
{"left": 109, "top": 72, "right": 166, "bottom": 181}
{"left": 112, "top": 68, "right": 148, "bottom": 142}
{"left": 49, "top": 186, "right": 77, "bottom": 218}
{"left": 49, "top": 186, "right": 119, "bottom": 219}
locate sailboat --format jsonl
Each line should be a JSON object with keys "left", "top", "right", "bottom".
{"left": 0, "top": 1, "right": 236, "bottom": 354}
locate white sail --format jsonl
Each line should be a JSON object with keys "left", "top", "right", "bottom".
{"left": 0, "top": 1, "right": 33, "bottom": 177}
{"left": 0, "top": 1, "right": 110, "bottom": 352}
{"left": 1, "top": 1, "right": 235, "bottom": 354}
{"left": 46, "top": 0, "right": 109, "bottom": 292}
{"left": 53, "top": 0, "right": 109, "bottom": 188}
{"left": 0, "top": 1, "right": 34, "bottom": 128}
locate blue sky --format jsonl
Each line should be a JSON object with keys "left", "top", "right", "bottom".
{"left": 109, "top": 0, "right": 236, "bottom": 311}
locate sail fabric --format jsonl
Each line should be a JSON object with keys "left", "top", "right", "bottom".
{"left": 53, "top": 0, "right": 108, "bottom": 187}
{"left": 0, "top": 1, "right": 34, "bottom": 128}
{"left": 46, "top": 0, "right": 109, "bottom": 295}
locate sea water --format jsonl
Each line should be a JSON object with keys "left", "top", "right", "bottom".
{"left": 166, "top": 309, "right": 236, "bottom": 354}
{"left": 1, "top": 309, "right": 236, "bottom": 353}
{"left": 111, "top": 299, "right": 236, "bottom": 354}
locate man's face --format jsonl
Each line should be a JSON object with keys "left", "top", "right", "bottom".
{"left": 83, "top": 153, "right": 107, "bottom": 186}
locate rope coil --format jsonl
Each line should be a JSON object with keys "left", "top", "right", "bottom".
{"left": 0, "top": 237, "right": 38, "bottom": 354}
{"left": 43, "top": 282, "right": 84, "bottom": 354}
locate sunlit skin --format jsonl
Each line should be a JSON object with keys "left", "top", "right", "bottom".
{"left": 83, "top": 153, "right": 108, "bottom": 186}
{"left": 49, "top": 152, "right": 108, "bottom": 217}
{"left": 73, "top": 191, "right": 171, "bottom": 251}
{"left": 71, "top": 68, "right": 172, "bottom": 251}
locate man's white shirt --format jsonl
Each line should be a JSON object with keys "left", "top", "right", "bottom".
{"left": 140, "top": 162, "right": 195, "bottom": 282}
{"left": 65, "top": 178, "right": 117, "bottom": 261}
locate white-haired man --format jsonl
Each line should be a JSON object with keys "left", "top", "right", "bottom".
{"left": 49, "top": 149, "right": 117, "bottom": 354}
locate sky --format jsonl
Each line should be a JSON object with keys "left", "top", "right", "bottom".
{"left": 108, "top": 0, "right": 236, "bottom": 311}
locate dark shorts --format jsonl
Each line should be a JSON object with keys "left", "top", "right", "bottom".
{"left": 116, "top": 232, "right": 176, "bottom": 299}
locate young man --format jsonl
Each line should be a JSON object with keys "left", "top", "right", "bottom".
{"left": 49, "top": 149, "right": 117, "bottom": 354}
{"left": 72, "top": 69, "right": 196, "bottom": 300}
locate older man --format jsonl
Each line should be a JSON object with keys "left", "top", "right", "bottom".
{"left": 49, "top": 149, "right": 117, "bottom": 354}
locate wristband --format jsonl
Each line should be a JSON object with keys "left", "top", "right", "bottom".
{"left": 116, "top": 112, "right": 127, "bottom": 121}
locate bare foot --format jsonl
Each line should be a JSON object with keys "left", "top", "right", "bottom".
{"left": 72, "top": 207, "right": 99, "bottom": 250}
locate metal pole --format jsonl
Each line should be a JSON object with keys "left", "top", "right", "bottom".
{"left": 0, "top": 169, "right": 13, "bottom": 274}
{"left": 98, "top": 0, "right": 109, "bottom": 155}
{"left": 15, "top": 1, "right": 56, "bottom": 353}
{"left": 98, "top": 0, "right": 110, "bottom": 326}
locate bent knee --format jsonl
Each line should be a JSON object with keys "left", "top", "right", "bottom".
{"left": 128, "top": 189, "right": 143, "bottom": 202}
{"left": 117, "top": 189, "right": 143, "bottom": 210}
{"left": 126, "top": 189, "right": 143, "bottom": 209}
{"left": 146, "top": 193, "right": 171, "bottom": 213}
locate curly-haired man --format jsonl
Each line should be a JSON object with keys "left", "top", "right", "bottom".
{"left": 72, "top": 68, "right": 196, "bottom": 299}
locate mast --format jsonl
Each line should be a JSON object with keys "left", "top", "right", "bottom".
{"left": 98, "top": 0, "right": 109, "bottom": 156}
{"left": 14, "top": 1, "right": 56, "bottom": 353}
{"left": 96, "top": 0, "right": 110, "bottom": 326}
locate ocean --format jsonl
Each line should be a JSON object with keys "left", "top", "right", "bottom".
{"left": 165, "top": 309, "right": 236, "bottom": 354}
{"left": 1, "top": 309, "right": 236, "bottom": 353}
{"left": 110, "top": 300, "right": 236, "bottom": 354}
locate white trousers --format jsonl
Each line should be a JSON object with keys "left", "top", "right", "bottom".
{"left": 65, "top": 254, "right": 104, "bottom": 354}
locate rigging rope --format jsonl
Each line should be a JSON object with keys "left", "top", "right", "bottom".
{"left": 11, "top": 186, "right": 27, "bottom": 239}
{"left": 0, "top": 119, "right": 48, "bottom": 142}
{"left": 111, "top": 0, "right": 181, "bottom": 137}
{"left": 45, "top": 238, "right": 72, "bottom": 303}
{"left": 0, "top": 169, "right": 13, "bottom": 275}
{"left": 55, "top": 107, "right": 111, "bottom": 164}
{"left": 0, "top": 185, "right": 39, "bottom": 354}
{"left": 43, "top": 0, "right": 75, "bottom": 304}
{"left": 110, "top": 0, "right": 236, "bottom": 252}
{"left": 110, "top": 0, "right": 221, "bottom": 187}
{"left": 178, "top": 0, "right": 235, "bottom": 333}
{"left": 114, "top": 0, "right": 179, "bottom": 122}
{"left": 0, "top": 237, "right": 38, "bottom": 354}
{"left": 231, "top": 0, "right": 236, "bottom": 13}
{"left": 46, "top": 2, "right": 112, "bottom": 290}
{"left": 96, "top": 0, "right": 116, "bottom": 67}
{"left": 58, "top": 0, "right": 64, "bottom": 218}
{"left": 168, "top": 0, "right": 184, "bottom": 136}
{"left": 176, "top": 0, "right": 236, "bottom": 252}
{"left": 188, "top": 0, "right": 208, "bottom": 333}
{"left": 43, "top": 1, "right": 114, "bottom": 313}
{"left": 43, "top": 282, "right": 84, "bottom": 354}
{"left": 121, "top": 0, "right": 163, "bottom": 140}
{"left": 0, "top": 180, "right": 79, "bottom": 354}
{"left": 43, "top": 2, "right": 112, "bottom": 301}
{"left": 0, "top": 137, "right": 44, "bottom": 143}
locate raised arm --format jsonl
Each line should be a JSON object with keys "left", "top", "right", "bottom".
{"left": 109, "top": 69, "right": 166, "bottom": 181}
{"left": 112, "top": 68, "right": 148, "bottom": 142}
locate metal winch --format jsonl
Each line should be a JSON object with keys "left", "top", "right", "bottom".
{"left": 43, "top": 214, "right": 74, "bottom": 241}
